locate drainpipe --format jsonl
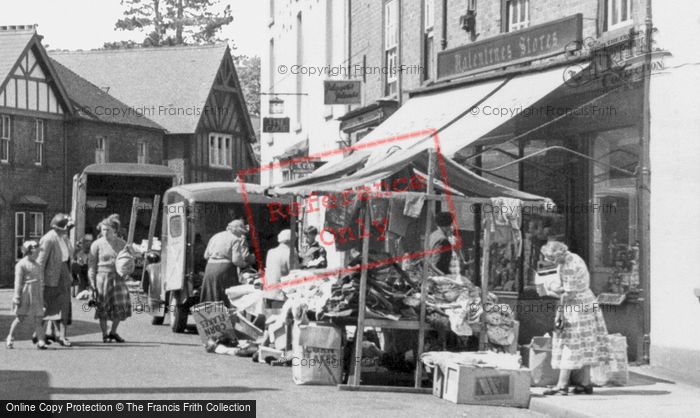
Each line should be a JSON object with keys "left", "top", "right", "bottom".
{"left": 441, "top": 0, "right": 448, "bottom": 49}
{"left": 639, "top": 0, "right": 653, "bottom": 364}
{"left": 397, "top": 0, "right": 403, "bottom": 105}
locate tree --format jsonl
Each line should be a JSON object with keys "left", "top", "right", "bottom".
{"left": 236, "top": 55, "right": 260, "bottom": 117}
{"left": 110, "top": 0, "right": 233, "bottom": 48}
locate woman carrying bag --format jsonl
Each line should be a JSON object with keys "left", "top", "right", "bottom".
{"left": 88, "top": 215, "right": 132, "bottom": 343}
{"left": 540, "top": 241, "right": 610, "bottom": 396}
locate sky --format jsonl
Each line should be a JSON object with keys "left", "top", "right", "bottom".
{"left": 1, "top": 0, "right": 266, "bottom": 57}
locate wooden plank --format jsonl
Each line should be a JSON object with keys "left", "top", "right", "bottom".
{"left": 338, "top": 385, "right": 432, "bottom": 394}
{"left": 126, "top": 197, "right": 140, "bottom": 245}
{"left": 415, "top": 150, "right": 436, "bottom": 388}
{"left": 363, "top": 319, "right": 434, "bottom": 331}
{"left": 351, "top": 205, "right": 372, "bottom": 387}
{"left": 139, "top": 194, "right": 161, "bottom": 287}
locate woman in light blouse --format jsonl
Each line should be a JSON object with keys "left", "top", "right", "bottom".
{"left": 200, "top": 219, "right": 254, "bottom": 307}
{"left": 88, "top": 215, "right": 132, "bottom": 343}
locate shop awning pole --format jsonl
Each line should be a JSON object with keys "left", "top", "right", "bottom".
{"left": 351, "top": 203, "right": 371, "bottom": 387}
{"left": 414, "top": 150, "right": 436, "bottom": 387}
{"left": 479, "top": 214, "right": 492, "bottom": 351}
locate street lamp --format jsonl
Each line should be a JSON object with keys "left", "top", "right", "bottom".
{"left": 269, "top": 96, "right": 285, "bottom": 114}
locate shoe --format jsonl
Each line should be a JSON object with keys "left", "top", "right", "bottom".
{"left": 543, "top": 386, "right": 569, "bottom": 396}
{"left": 571, "top": 385, "right": 594, "bottom": 395}
{"left": 31, "top": 335, "right": 38, "bottom": 344}
{"left": 5, "top": 336, "right": 13, "bottom": 349}
{"left": 57, "top": 338, "right": 72, "bottom": 347}
{"left": 36, "top": 341, "right": 47, "bottom": 350}
{"left": 46, "top": 334, "right": 57, "bottom": 343}
{"left": 103, "top": 333, "right": 110, "bottom": 343}
{"left": 108, "top": 332, "right": 125, "bottom": 343}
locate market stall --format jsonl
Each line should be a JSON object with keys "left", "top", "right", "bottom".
{"left": 264, "top": 148, "right": 553, "bottom": 391}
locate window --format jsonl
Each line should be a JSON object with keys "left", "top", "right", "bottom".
{"left": 384, "top": 0, "right": 399, "bottom": 96}
{"left": 208, "top": 133, "right": 232, "bottom": 168}
{"left": 1, "top": 114, "right": 10, "bottom": 163}
{"left": 590, "top": 128, "right": 640, "bottom": 295}
{"left": 95, "top": 136, "right": 107, "bottom": 164}
{"left": 34, "top": 119, "right": 44, "bottom": 166}
{"left": 423, "top": 0, "right": 435, "bottom": 81}
{"left": 607, "top": 0, "right": 633, "bottom": 31}
{"left": 14, "top": 212, "right": 43, "bottom": 260}
{"left": 137, "top": 141, "right": 148, "bottom": 164}
{"left": 506, "top": 0, "right": 529, "bottom": 32}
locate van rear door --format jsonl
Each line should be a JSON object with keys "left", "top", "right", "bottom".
{"left": 164, "top": 202, "right": 186, "bottom": 291}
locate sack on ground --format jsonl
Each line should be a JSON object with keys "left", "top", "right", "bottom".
{"left": 591, "top": 333, "right": 628, "bottom": 386}
{"left": 292, "top": 323, "right": 343, "bottom": 385}
{"left": 528, "top": 334, "right": 559, "bottom": 387}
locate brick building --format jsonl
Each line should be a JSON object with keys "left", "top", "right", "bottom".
{"left": 0, "top": 26, "right": 167, "bottom": 286}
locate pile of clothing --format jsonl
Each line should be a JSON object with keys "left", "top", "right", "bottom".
{"left": 321, "top": 252, "right": 418, "bottom": 321}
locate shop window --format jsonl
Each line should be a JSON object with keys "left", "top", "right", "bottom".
{"left": 14, "top": 211, "right": 43, "bottom": 260}
{"left": 95, "top": 136, "right": 107, "bottom": 164}
{"left": 506, "top": 0, "right": 529, "bottom": 32}
{"left": 35, "top": 119, "right": 44, "bottom": 166}
{"left": 423, "top": 0, "right": 435, "bottom": 81}
{"left": 137, "top": 141, "right": 148, "bottom": 164}
{"left": 384, "top": 0, "right": 399, "bottom": 96}
{"left": 590, "top": 127, "right": 640, "bottom": 295}
{"left": 1, "top": 114, "right": 10, "bottom": 163}
{"left": 208, "top": 133, "right": 232, "bottom": 168}
{"left": 605, "top": 0, "right": 633, "bottom": 31}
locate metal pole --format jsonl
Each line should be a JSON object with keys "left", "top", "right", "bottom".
{"left": 352, "top": 203, "right": 371, "bottom": 386}
{"left": 414, "top": 150, "right": 435, "bottom": 387}
{"left": 479, "top": 214, "right": 491, "bottom": 351}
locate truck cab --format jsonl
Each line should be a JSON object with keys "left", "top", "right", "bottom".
{"left": 153, "top": 182, "right": 292, "bottom": 332}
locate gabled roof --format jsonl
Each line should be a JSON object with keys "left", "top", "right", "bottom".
{"left": 0, "top": 25, "right": 73, "bottom": 115}
{"left": 50, "top": 58, "right": 163, "bottom": 130}
{"left": 49, "top": 44, "right": 240, "bottom": 134}
{"left": 0, "top": 28, "right": 34, "bottom": 92}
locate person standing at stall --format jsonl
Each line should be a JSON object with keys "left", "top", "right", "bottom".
{"left": 37, "top": 213, "right": 74, "bottom": 347}
{"left": 428, "top": 212, "right": 455, "bottom": 276}
{"left": 299, "top": 226, "right": 327, "bottom": 269}
{"left": 541, "top": 240, "right": 610, "bottom": 395}
{"left": 200, "top": 219, "right": 254, "bottom": 307}
{"left": 263, "top": 229, "right": 292, "bottom": 309}
{"left": 89, "top": 215, "right": 132, "bottom": 343}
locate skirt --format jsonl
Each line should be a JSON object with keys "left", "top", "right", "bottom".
{"left": 13, "top": 281, "right": 44, "bottom": 318}
{"left": 95, "top": 271, "right": 132, "bottom": 321}
{"left": 551, "top": 290, "right": 610, "bottom": 370}
{"left": 44, "top": 262, "right": 73, "bottom": 324}
{"left": 200, "top": 262, "right": 237, "bottom": 308}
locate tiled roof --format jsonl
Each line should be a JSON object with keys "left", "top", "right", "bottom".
{"left": 50, "top": 44, "right": 229, "bottom": 134}
{"left": 0, "top": 26, "right": 36, "bottom": 92}
{"left": 50, "top": 58, "right": 163, "bottom": 130}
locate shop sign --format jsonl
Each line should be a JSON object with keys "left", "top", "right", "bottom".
{"left": 324, "top": 80, "right": 361, "bottom": 104}
{"left": 263, "top": 117, "right": 290, "bottom": 133}
{"left": 437, "top": 14, "right": 583, "bottom": 80}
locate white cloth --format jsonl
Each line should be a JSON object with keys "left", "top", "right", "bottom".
{"left": 58, "top": 236, "right": 70, "bottom": 262}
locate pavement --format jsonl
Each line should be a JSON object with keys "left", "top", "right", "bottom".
{"left": 1, "top": 288, "right": 698, "bottom": 417}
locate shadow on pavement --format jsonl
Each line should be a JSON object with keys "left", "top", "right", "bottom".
{"left": 0, "top": 314, "right": 102, "bottom": 341}
{"left": 49, "top": 386, "right": 279, "bottom": 395}
{"left": 593, "top": 389, "right": 672, "bottom": 396}
{"left": 0, "top": 370, "right": 51, "bottom": 399}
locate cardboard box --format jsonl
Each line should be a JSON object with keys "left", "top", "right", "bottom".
{"left": 442, "top": 364, "right": 531, "bottom": 408}
{"left": 292, "top": 323, "right": 343, "bottom": 385}
{"left": 230, "top": 311, "right": 264, "bottom": 340}
{"left": 432, "top": 367, "right": 446, "bottom": 398}
{"left": 191, "top": 302, "right": 236, "bottom": 344}
{"left": 528, "top": 335, "right": 559, "bottom": 387}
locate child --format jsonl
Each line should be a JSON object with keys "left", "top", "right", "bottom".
{"left": 6, "top": 241, "right": 47, "bottom": 349}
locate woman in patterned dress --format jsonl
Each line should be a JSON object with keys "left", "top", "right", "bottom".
{"left": 541, "top": 241, "right": 609, "bottom": 395}
{"left": 88, "top": 216, "right": 131, "bottom": 343}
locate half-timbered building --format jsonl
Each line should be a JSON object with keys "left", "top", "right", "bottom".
{"left": 50, "top": 44, "right": 259, "bottom": 185}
